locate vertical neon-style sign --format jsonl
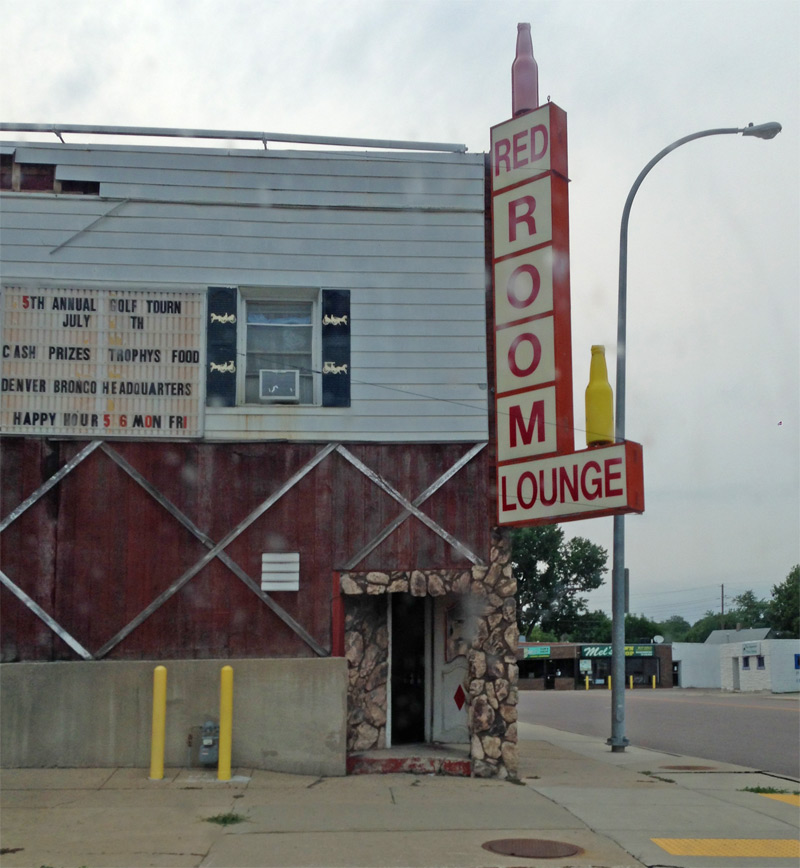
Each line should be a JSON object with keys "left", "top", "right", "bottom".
{"left": 492, "top": 104, "right": 574, "bottom": 464}
{"left": 491, "top": 105, "right": 644, "bottom": 526}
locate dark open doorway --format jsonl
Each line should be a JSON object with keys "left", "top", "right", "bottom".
{"left": 391, "top": 594, "right": 426, "bottom": 744}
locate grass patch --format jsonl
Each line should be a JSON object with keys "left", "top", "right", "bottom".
{"left": 741, "top": 786, "right": 800, "bottom": 795}
{"left": 640, "top": 770, "right": 675, "bottom": 783}
{"left": 204, "top": 811, "right": 248, "bottom": 826}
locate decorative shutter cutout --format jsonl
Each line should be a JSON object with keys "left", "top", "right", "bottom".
{"left": 206, "top": 287, "right": 238, "bottom": 407}
{"left": 261, "top": 552, "right": 300, "bottom": 592}
{"left": 321, "top": 289, "right": 350, "bottom": 407}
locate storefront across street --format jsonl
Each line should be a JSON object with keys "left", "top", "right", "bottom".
{"left": 518, "top": 642, "right": 672, "bottom": 689}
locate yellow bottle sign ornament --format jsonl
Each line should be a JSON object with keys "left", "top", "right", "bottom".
{"left": 585, "top": 345, "right": 614, "bottom": 447}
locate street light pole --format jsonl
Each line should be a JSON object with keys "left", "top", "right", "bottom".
{"left": 608, "top": 121, "right": 781, "bottom": 752}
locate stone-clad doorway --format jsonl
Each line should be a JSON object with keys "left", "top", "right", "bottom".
{"left": 387, "top": 593, "right": 470, "bottom": 747}
{"left": 340, "top": 530, "right": 520, "bottom": 779}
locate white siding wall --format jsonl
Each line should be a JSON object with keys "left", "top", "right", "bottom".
{"left": 0, "top": 141, "right": 488, "bottom": 442}
{"left": 768, "top": 640, "right": 800, "bottom": 693}
{"left": 671, "top": 643, "right": 721, "bottom": 688}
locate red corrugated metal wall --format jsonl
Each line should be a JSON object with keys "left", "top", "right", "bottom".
{"left": 0, "top": 439, "right": 490, "bottom": 661}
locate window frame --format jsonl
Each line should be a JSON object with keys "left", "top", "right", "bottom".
{"left": 205, "top": 285, "right": 350, "bottom": 410}
{"left": 237, "top": 287, "right": 321, "bottom": 407}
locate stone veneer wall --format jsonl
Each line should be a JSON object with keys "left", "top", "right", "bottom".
{"left": 344, "top": 595, "right": 389, "bottom": 752}
{"left": 340, "top": 529, "right": 519, "bottom": 779}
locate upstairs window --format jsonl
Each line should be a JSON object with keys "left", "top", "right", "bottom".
{"left": 205, "top": 286, "right": 350, "bottom": 409}
{"left": 245, "top": 299, "right": 315, "bottom": 404}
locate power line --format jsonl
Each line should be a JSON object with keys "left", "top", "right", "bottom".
{"left": 234, "top": 353, "right": 600, "bottom": 439}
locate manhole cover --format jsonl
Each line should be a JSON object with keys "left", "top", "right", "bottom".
{"left": 660, "top": 764, "right": 717, "bottom": 770}
{"left": 482, "top": 838, "right": 583, "bottom": 859}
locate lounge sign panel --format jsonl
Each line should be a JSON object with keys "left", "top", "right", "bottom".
{"left": 491, "top": 102, "right": 644, "bottom": 526}
{"left": 498, "top": 441, "right": 644, "bottom": 524}
{"left": 0, "top": 286, "right": 204, "bottom": 437}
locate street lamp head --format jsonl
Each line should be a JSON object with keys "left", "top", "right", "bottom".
{"left": 741, "top": 121, "right": 782, "bottom": 139}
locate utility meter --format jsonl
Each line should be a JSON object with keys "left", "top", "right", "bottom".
{"left": 198, "top": 720, "right": 220, "bottom": 767}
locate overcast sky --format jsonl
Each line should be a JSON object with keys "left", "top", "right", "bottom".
{"left": 2, "top": 0, "right": 798, "bottom": 626}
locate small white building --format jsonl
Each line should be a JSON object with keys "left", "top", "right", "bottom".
{"left": 719, "top": 639, "right": 800, "bottom": 693}
{"left": 673, "top": 632, "right": 800, "bottom": 693}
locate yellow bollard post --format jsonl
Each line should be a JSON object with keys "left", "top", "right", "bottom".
{"left": 149, "top": 665, "right": 167, "bottom": 780}
{"left": 629, "top": 675, "right": 634, "bottom": 690}
{"left": 585, "top": 674, "right": 590, "bottom": 690}
{"left": 652, "top": 675, "right": 657, "bottom": 689}
{"left": 607, "top": 675, "right": 612, "bottom": 690}
{"left": 218, "top": 665, "right": 233, "bottom": 781}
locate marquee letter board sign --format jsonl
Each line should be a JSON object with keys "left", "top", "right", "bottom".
{"left": 491, "top": 103, "right": 644, "bottom": 525}
{"left": 0, "top": 286, "right": 204, "bottom": 438}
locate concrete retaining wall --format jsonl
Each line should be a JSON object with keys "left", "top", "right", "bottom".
{"left": 0, "top": 658, "right": 347, "bottom": 775}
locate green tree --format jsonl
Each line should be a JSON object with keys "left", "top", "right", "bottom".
{"left": 683, "top": 588, "right": 773, "bottom": 643}
{"left": 730, "top": 590, "right": 769, "bottom": 627}
{"left": 684, "top": 610, "right": 740, "bottom": 643}
{"left": 572, "top": 609, "right": 612, "bottom": 642}
{"left": 625, "top": 612, "right": 661, "bottom": 643}
{"left": 769, "top": 565, "right": 800, "bottom": 638}
{"left": 657, "top": 615, "right": 691, "bottom": 643}
{"left": 512, "top": 525, "right": 608, "bottom": 639}
{"left": 526, "top": 625, "right": 558, "bottom": 642}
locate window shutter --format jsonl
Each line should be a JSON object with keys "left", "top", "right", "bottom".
{"left": 206, "top": 287, "right": 238, "bottom": 407}
{"left": 321, "top": 289, "right": 350, "bottom": 407}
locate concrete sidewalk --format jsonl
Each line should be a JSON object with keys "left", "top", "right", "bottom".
{"left": 1, "top": 723, "right": 797, "bottom": 868}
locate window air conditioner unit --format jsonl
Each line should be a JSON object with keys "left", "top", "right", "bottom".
{"left": 259, "top": 369, "right": 299, "bottom": 402}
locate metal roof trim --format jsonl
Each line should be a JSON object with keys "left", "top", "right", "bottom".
{"left": 0, "top": 123, "right": 468, "bottom": 154}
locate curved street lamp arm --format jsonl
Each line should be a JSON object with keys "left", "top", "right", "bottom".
{"left": 615, "top": 128, "right": 740, "bottom": 441}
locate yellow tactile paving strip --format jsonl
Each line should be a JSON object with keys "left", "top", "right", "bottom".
{"left": 652, "top": 838, "right": 800, "bottom": 858}
{"left": 761, "top": 793, "right": 800, "bottom": 807}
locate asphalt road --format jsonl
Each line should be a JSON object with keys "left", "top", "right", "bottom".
{"left": 517, "top": 687, "right": 800, "bottom": 779}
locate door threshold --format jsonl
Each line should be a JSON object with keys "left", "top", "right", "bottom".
{"left": 347, "top": 742, "right": 471, "bottom": 776}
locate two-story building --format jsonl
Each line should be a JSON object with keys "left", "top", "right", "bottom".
{"left": 0, "top": 126, "right": 520, "bottom": 778}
